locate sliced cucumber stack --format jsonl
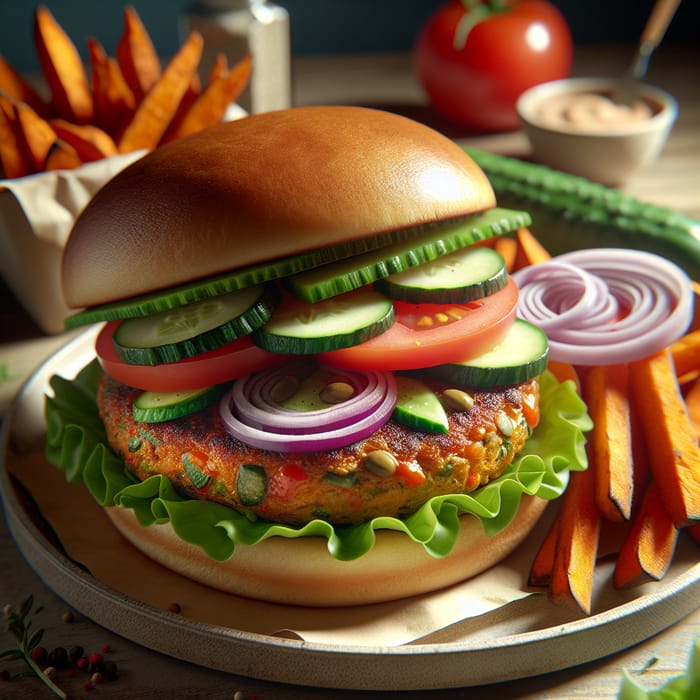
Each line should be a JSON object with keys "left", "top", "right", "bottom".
{"left": 64, "top": 207, "right": 531, "bottom": 329}
{"left": 377, "top": 246, "right": 507, "bottom": 304}
{"left": 253, "top": 288, "right": 394, "bottom": 354}
{"left": 133, "top": 385, "right": 223, "bottom": 423}
{"left": 421, "top": 319, "right": 549, "bottom": 388}
{"left": 286, "top": 208, "right": 530, "bottom": 302}
{"left": 113, "top": 284, "right": 278, "bottom": 365}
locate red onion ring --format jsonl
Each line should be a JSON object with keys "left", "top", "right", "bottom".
{"left": 512, "top": 248, "right": 693, "bottom": 365}
{"left": 233, "top": 365, "right": 380, "bottom": 434}
{"left": 219, "top": 364, "right": 398, "bottom": 452}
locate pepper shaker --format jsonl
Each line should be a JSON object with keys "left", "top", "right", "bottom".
{"left": 185, "top": 0, "right": 292, "bottom": 114}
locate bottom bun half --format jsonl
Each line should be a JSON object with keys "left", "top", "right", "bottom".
{"left": 105, "top": 495, "right": 548, "bottom": 607}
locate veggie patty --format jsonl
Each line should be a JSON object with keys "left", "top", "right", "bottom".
{"left": 97, "top": 372, "right": 539, "bottom": 525}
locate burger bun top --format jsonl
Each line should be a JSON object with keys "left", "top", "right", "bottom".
{"left": 62, "top": 106, "right": 495, "bottom": 309}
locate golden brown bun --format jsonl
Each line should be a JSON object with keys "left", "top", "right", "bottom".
{"left": 62, "top": 106, "right": 495, "bottom": 308}
{"left": 105, "top": 495, "right": 547, "bottom": 607}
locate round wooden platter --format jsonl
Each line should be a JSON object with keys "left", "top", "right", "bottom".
{"left": 1, "top": 327, "right": 699, "bottom": 691}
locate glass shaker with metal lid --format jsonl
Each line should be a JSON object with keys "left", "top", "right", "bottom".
{"left": 185, "top": 0, "right": 292, "bottom": 114}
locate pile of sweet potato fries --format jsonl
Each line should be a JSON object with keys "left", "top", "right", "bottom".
{"left": 0, "top": 5, "right": 251, "bottom": 177}
{"left": 490, "top": 230, "right": 700, "bottom": 615}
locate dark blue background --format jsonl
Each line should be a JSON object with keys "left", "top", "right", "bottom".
{"left": 1, "top": 1, "right": 698, "bottom": 72}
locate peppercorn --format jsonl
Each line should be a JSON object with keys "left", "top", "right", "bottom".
{"left": 88, "top": 661, "right": 106, "bottom": 675}
{"left": 69, "top": 645, "right": 84, "bottom": 663}
{"left": 30, "top": 646, "right": 48, "bottom": 664}
{"left": 105, "top": 661, "right": 119, "bottom": 681}
{"left": 49, "top": 646, "right": 68, "bottom": 668}
{"left": 88, "top": 652, "right": 103, "bottom": 666}
{"left": 90, "top": 671, "right": 104, "bottom": 687}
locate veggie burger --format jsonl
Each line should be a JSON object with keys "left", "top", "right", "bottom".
{"left": 51, "top": 106, "right": 588, "bottom": 606}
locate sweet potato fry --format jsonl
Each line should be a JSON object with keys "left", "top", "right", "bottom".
{"left": 613, "top": 481, "right": 679, "bottom": 588}
{"left": 549, "top": 465, "right": 601, "bottom": 614}
{"left": 670, "top": 327, "right": 700, "bottom": 379}
{"left": 49, "top": 119, "right": 118, "bottom": 162}
{"left": 492, "top": 235, "right": 518, "bottom": 273}
{"left": 0, "top": 54, "right": 52, "bottom": 118}
{"left": 514, "top": 226, "right": 552, "bottom": 268}
{"left": 583, "top": 363, "right": 634, "bottom": 522}
{"left": 528, "top": 516, "right": 558, "bottom": 587}
{"left": 88, "top": 38, "right": 136, "bottom": 138}
{"left": 685, "top": 375, "right": 700, "bottom": 441}
{"left": 12, "top": 99, "right": 58, "bottom": 172}
{"left": 118, "top": 31, "right": 204, "bottom": 153}
{"left": 165, "top": 53, "right": 252, "bottom": 141}
{"left": 33, "top": 6, "right": 93, "bottom": 123}
{"left": 207, "top": 52, "right": 229, "bottom": 84}
{"left": 629, "top": 349, "right": 700, "bottom": 526}
{"left": 0, "top": 97, "right": 32, "bottom": 178}
{"left": 547, "top": 360, "right": 580, "bottom": 392}
{"left": 116, "top": 5, "right": 162, "bottom": 102}
{"left": 43, "top": 139, "right": 82, "bottom": 170}
{"left": 629, "top": 396, "right": 651, "bottom": 514}
{"left": 164, "top": 71, "right": 203, "bottom": 142}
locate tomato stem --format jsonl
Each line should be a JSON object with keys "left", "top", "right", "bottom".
{"left": 460, "top": 0, "right": 508, "bottom": 13}
{"left": 454, "top": 0, "right": 509, "bottom": 51}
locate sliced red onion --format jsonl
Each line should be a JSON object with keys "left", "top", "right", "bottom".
{"left": 232, "top": 366, "right": 379, "bottom": 434}
{"left": 219, "top": 364, "right": 398, "bottom": 452}
{"left": 512, "top": 249, "right": 693, "bottom": 365}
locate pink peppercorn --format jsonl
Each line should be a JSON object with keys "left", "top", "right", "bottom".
{"left": 88, "top": 652, "right": 103, "bottom": 666}
{"left": 77, "top": 657, "right": 89, "bottom": 670}
{"left": 31, "top": 646, "right": 47, "bottom": 664}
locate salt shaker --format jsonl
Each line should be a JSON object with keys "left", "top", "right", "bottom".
{"left": 185, "top": 0, "right": 292, "bottom": 114}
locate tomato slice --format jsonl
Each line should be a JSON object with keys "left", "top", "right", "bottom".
{"left": 96, "top": 321, "right": 284, "bottom": 392}
{"left": 319, "top": 277, "right": 519, "bottom": 371}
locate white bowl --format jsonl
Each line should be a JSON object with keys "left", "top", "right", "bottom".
{"left": 516, "top": 77, "right": 678, "bottom": 185}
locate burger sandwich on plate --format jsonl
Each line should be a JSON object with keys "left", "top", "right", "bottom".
{"left": 46, "top": 106, "right": 589, "bottom": 607}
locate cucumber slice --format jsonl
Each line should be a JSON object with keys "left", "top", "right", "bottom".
{"left": 421, "top": 319, "right": 549, "bottom": 388}
{"left": 64, "top": 207, "right": 530, "bottom": 329}
{"left": 392, "top": 376, "right": 448, "bottom": 433}
{"left": 253, "top": 288, "right": 395, "bottom": 354}
{"left": 287, "top": 207, "right": 530, "bottom": 303}
{"left": 237, "top": 464, "right": 268, "bottom": 506}
{"left": 182, "top": 453, "right": 212, "bottom": 489}
{"left": 133, "top": 385, "right": 222, "bottom": 423}
{"left": 113, "top": 285, "right": 277, "bottom": 365}
{"left": 377, "top": 246, "right": 507, "bottom": 304}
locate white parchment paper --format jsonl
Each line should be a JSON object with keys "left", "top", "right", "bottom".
{"left": 0, "top": 152, "right": 144, "bottom": 334}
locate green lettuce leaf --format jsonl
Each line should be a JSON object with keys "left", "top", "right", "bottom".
{"left": 45, "top": 361, "right": 591, "bottom": 561}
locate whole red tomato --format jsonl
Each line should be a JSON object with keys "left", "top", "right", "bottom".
{"left": 415, "top": 0, "right": 573, "bottom": 132}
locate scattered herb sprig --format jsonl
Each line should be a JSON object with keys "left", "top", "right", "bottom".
{"left": 617, "top": 637, "right": 700, "bottom": 700}
{"left": 1, "top": 595, "right": 67, "bottom": 699}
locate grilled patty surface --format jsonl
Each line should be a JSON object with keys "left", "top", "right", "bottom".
{"left": 98, "top": 373, "right": 540, "bottom": 525}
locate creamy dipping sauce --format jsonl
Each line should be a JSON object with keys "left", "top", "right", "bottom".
{"left": 535, "top": 90, "right": 656, "bottom": 131}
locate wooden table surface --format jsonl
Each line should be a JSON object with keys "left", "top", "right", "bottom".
{"left": 1, "top": 43, "right": 699, "bottom": 699}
